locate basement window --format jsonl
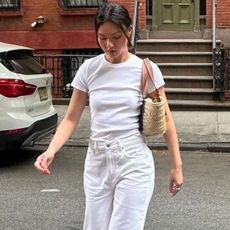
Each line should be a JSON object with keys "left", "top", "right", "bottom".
{"left": 58, "top": 0, "right": 106, "bottom": 9}
{"left": 0, "top": 0, "right": 20, "bottom": 10}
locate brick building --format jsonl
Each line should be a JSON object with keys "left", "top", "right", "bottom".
{"left": 206, "top": 0, "right": 230, "bottom": 47}
{"left": 0, "top": 0, "right": 230, "bottom": 103}
{"left": 0, "top": 1, "right": 230, "bottom": 52}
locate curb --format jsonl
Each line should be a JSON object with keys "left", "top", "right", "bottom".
{"left": 148, "top": 142, "right": 230, "bottom": 153}
{"left": 35, "top": 141, "right": 230, "bottom": 153}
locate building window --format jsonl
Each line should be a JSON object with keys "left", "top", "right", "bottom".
{"left": 200, "top": 1, "right": 206, "bottom": 16}
{"left": 0, "top": 0, "right": 20, "bottom": 9}
{"left": 146, "top": 0, "right": 152, "bottom": 16}
{"left": 58, "top": 0, "right": 106, "bottom": 9}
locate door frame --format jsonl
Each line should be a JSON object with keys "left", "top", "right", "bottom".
{"left": 151, "top": 0, "right": 200, "bottom": 31}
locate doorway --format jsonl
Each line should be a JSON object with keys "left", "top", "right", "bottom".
{"left": 151, "top": 0, "right": 200, "bottom": 31}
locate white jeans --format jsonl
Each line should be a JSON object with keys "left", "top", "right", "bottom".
{"left": 83, "top": 135, "right": 155, "bottom": 230}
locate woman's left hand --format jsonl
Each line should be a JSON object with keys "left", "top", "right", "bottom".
{"left": 169, "top": 167, "right": 183, "bottom": 196}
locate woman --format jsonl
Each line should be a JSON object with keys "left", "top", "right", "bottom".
{"left": 34, "top": 2, "right": 183, "bottom": 230}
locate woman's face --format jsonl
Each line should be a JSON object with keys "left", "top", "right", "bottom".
{"left": 97, "top": 21, "right": 131, "bottom": 63}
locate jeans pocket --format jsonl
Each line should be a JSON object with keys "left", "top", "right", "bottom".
{"left": 122, "top": 143, "right": 150, "bottom": 159}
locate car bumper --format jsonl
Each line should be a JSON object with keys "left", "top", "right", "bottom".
{"left": 0, "top": 113, "right": 58, "bottom": 150}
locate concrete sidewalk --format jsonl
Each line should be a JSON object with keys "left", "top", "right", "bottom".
{"left": 37, "top": 105, "right": 230, "bottom": 152}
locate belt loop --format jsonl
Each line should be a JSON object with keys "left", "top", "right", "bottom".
{"left": 117, "top": 139, "right": 123, "bottom": 152}
{"left": 94, "top": 141, "right": 98, "bottom": 151}
{"left": 90, "top": 140, "right": 97, "bottom": 151}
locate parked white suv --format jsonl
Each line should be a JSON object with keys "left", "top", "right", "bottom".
{"left": 0, "top": 42, "right": 58, "bottom": 150}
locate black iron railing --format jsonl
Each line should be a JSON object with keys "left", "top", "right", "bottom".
{"left": 0, "top": 0, "right": 20, "bottom": 9}
{"left": 213, "top": 45, "right": 225, "bottom": 91}
{"left": 35, "top": 54, "right": 95, "bottom": 98}
{"left": 223, "top": 48, "right": 230, "bottom": 100}
{"left": 213, "top": 45, "right": 230, "bottom": 101}
{"left": 58, "top": 0, "right": 106, "bottom": 9}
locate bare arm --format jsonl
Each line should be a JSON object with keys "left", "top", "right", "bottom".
{"left": 149, "top": 86, "right": 183, "bottom": 196}
{"left": 34, "top": 88, "right": 88, "bottom": 174}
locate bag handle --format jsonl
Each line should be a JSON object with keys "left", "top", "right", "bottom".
{"left": 141, "top": 58, "right": 161, "bottom": 101}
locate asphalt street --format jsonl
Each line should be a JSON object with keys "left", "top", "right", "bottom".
{"left": 0, "top": 146, "right": 229, "bottom": 230}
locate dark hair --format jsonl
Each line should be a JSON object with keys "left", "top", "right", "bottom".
{"left": 95, "top": 2, "right": 133, "bottom": 52}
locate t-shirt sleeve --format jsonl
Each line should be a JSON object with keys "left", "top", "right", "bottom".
{"left": 71, "top": 60, "right": 89, "bottom": 93}
{"left": 146, "top": 61, "right": 165, "bottom": 94}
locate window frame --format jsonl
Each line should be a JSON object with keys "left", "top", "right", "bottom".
{"left": 58, "top": 0, "right": 106, "bottom": 10}
{"left": 0, "top": 0, "right": 20, "bottom": 10}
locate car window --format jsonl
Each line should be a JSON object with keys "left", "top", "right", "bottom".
{"left": 1, "top": 50, "right": 48, "bottom": 75}
{"left": 0, "top": 55, "right": 14, "bottom": 72}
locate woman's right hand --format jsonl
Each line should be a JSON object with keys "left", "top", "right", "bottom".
{"left": 34, "top": 150, "right": 55, "bottom": 175}
{"left": 34, "top": 89, "right": 88, "bottom": 175}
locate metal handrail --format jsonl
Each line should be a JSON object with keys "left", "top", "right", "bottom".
{"left": 212, "top": 0, "right": 217, "bottom": 49}
{"left": 131, "top": 0, "right": 139, "bottom": 54}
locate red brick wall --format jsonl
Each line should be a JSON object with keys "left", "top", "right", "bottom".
{"left": 0, "top": 0, "right": 98, "bottom": 51}
{"left": 206, "top": 0, "right": 230, "bottom": 28}
{"left": 0, "top": 0, "right": 146, "bottom": 52}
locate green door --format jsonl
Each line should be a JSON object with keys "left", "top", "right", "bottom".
{"left": 153, "top": 0, "right": 200, "bottom": 31}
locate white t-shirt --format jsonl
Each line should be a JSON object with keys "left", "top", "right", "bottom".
{"left": 71, "top": 53, "right": 165, "bottom": 141}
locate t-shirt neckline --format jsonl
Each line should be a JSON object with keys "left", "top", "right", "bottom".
{"left": 102, "top": 53, "right": 133, "bottom": 67}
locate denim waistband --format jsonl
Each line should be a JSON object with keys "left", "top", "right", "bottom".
{"left": 89, "top": 134, "right": 144, "bottom": 151}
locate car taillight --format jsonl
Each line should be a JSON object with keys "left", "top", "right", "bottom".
{"left": 0, "top": 127, "right": 27, "bottom": 134}
{"left": 0, "top": 79, "right": 37, "bottom": 97}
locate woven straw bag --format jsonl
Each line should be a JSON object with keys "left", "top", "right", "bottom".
{"left": 139, "top": 58, "right": 167, "bottom": 137}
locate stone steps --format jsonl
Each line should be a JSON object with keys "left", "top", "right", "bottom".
{"left": 137, "top": 51, "right": 213, "bottom": 63}
{"left": 164, "top": 76, "right": 213, "bottom": 88}
{"left": 168, "top": 99, "right": 230, "bottom": 111}
{"left": 166, "top": 88, "right": 215, "bottom": 100}
{"left": 136, "top": 39, "right": 214, "bottom": 100}
{"left": 157, "top": 63, "right": 213, "bottom": 76}
{"left": 136, "top": 38, "right": 230, "bottom": 110}
{"left": 137, "top": 39, "right": 218, "bottom": 52}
